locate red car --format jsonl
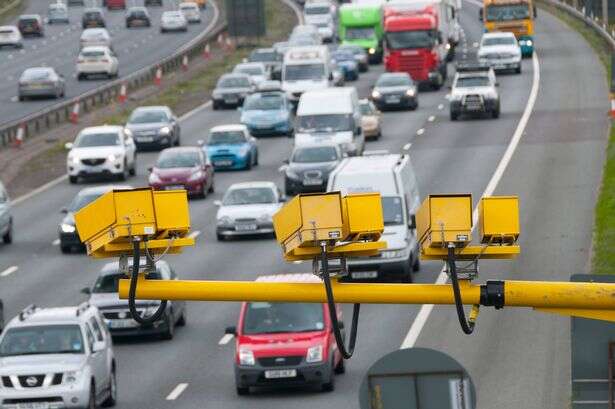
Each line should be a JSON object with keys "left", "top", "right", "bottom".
{"left": 225, "top": 274, "right": 345, "bottom": 395}
{"left": 148, "top": 147, "right": 214, "bottom": 198}
{"left": 106, "top": 0, "right": 126, "bottom": 9}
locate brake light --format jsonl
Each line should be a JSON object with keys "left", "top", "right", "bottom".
{"left": 100, "top": 59, "right": 109, "bottom": 63}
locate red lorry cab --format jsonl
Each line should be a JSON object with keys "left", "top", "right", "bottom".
{"left": 106, "top": 0, "right": 126, "bottom": 10}
{"left": 228, "top": 274, "right": 345, "bottom": 395}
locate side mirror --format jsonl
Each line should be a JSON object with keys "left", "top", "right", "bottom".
{"left": 60, "top": 207, "right": 68, "bottom": 214}
{"left": 213, "top": 200, "right": 222, "bottom": 207}
{"left": 446, "top": 84, "right": 452, "bottom": 90}
{"left": 279, "top": 195, "right": 287, "bottom": 203}
{"left": 64, "top": 142, "right": 73, "bottom": 150}
{"left": 495, "top": 81, "right": 500, "bottom": 87}
{"left": 81, "top": 287, "right": 91, "bottom": 295}
{"left": 283, "top": 159, "right": 289, "bottom": 164}
{"left": 225, "top": 326, "right": 237, "bottom": 335}
{"left": 92, "top": 341, "right": 106, "bottom": 353}
{"left": 147, "top": 166, "right": 153, "bottom": 172}
{"left": 408, "top": 214, "right": 417, "bottom": 230}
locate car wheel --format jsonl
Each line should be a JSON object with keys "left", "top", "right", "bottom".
{"left": 177, "top": 308, "right": 187, "bottom": 326}
{"left": 118, "top": 161, "right": 128, "bottom": 181}
{"left": 129, "top": 162, "right": 136, "bottom": 176}
{"left": 18, "top": 95, "right": 24, "bottom": 102}
{"left": 101, "top": 368, "right": 117, "bottom": 407}
{"left": 450, "top": 111, "right": 458, "bottom": 121}
{"left": 216, "top": 233, "right": 225, "bottom": 241}
{"left": 200, "top": 182, "right": 207, "bottom": 199}
{"left": 412, "top": 254, "right": 420, "bottom": 272}
{"left": 2, "top": 220, "right": 12, "bottom": 244}
{"left": 492, "top": 107, "right": 500, "bottom": 119}
{"left": 236, "top": 386, "right": 250, "bottom": 395}
{"left": 77, "top": 73, "right": 85, "bottom": 81}
{"left": 516, "top": 65, "right": 522, "bottom": 74}
{"left": 334, "top": 356, "right": 345, "bottom": 374}
{"left": 87, "top": 382, "right": 96, "bottom": 409}
{"left": 69, "top": 175, "right": 78, "bottom": 184}
{"left": 60, "top": 244, "right": 71, "bottom": 254}
{"left": 212, "top": 101, "right": 219, "bottom": 110}
{"left": 254, "top": 151, "right": 259, "bottom": 166}
{"left": 161, "top": 313, "right": 175, "bottom": 340}
{"left": 321, "top": 362, "right": 335, "bottom": 392}
{"left": 208, "top": 179, "right": 214, "bottom": 193}
{"left": 245, "top": 154, "right": 252, "bottom": 170}
{"left": 400, "top": 261, "right": 413, "bottom": 283}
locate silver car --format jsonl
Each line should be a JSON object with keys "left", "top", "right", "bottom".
{"left": 48, "top": 3, "right": 70, "bottom": 24}
{"left": 160, "top": 10, "right": 188, "bottom": 32}
{"left": 212, "top": 73, "right": 254, "bottom": 109}
{"left": 18, "top": 67, "right": 65, "bottom": 101}
{"left": 0, "top": 181, "right": 12, "bottom": 245}
{"left": 125, "top": 106, "right": 181, "bottom": 150}
{"left": 0, "top": 304, "right": 117, "bottom": 409}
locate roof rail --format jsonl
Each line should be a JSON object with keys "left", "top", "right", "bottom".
{"left": 76, "top": 302, "right": 90, "bottom": 317}
{"left": 19, "top": 304, "right": 37, "bottom": 321}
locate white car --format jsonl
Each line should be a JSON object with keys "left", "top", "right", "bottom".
{"left": 0, "top": 25, "right": 22, "bottom": 48}
{"left": 77, "top": 46, "right": 119, "bottom": 80}
{"left": 80, "top": 28, "right": 112, "bottom": 50}
{"left": 233, "top": 62, "right": 268, "bottom": 86}
{"left": 449, "top": 64, "right": 500, "bottom": 120}
{"left": 214, "top": 181, "right": 284, "bottom": 240}
{"left": 303, "top": 2, "right": 335, "bottom": 42}
{"left": 65, "top": 125, "right": 137, "bottom": 183}
{"left": 478, "top": 32, "right": 522, "bottom": 74}
{"left": 160, "top": 10, "right": 188, "bottom": 32}
{"left": 179, "top": 2, "right": 201, "bottom": 23}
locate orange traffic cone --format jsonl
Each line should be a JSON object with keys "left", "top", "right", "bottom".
{"left": 154, "top": 67, "right": 162, "bottom": 86}
{"left": 203, "top": 43, "right": 211, "bottom": 59}
{"left": 70, "top": 101, "right": 79, "bottom": 124}
{"left": 14, "top": 124, "right": 24, "bottom": 148}
{"left": 118, "top": 83, "right": 127, "bottom": 104}
{"left": 182, "top": 54, "right": 189, "bottom": 71}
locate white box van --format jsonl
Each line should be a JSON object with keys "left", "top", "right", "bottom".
{"left": 296, "top": 87, "right": 365, "bottom": 156}
{"left": 327, "top": 153, "right": 421, "bottom": 281}
{"left": 282, "top": 45, "right": 332, "bottom": 104}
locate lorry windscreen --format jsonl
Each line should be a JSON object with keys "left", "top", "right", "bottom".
{"left": 485, "top": 4, "right": 530, "bottom": 21}
{"left": 297, "top": 114, "right": 352, "bottom": 133}
{"left": 385, "top": 30, "right": 436, "bottom": 50}
{"left": 346, "top": 26, "right": 376, "bottom": 40}
{"left": 284, "top": 63, "right": 325, "bottom": 81}
{"left": 382, "top": 196, "right": 404, "bottom": 225}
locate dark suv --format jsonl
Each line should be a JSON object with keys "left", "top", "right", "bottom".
{"left": 283, "top": 143, "right": 343, "bottom": 196}
{"left": 82, "top": 8, "right": 106, "bottom": 28}
{"left": 126, "top": 7, "right": 151, "bottom": 27}
{"left": 17, "top": 15, "right": 44, "bottom": 37}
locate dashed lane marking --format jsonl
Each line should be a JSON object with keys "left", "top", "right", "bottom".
{"left": 218, "top": 334, "right": 234, "bottom": 345}
{"left": 166, "top": 383, "right": 189, "bottom": 401}
{"left": 1, "top": 266, "right": 18, "bottom": 277}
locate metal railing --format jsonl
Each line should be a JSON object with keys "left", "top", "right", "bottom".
{"left": 0, "top": 1, "right": 226, "bottom": 148}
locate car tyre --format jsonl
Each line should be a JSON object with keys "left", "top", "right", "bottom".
{"left": 208, "top": 179, "right": 214, "bottom": 193}
{"left": 200, "top": 182, "right": 207, "bottom": 199}
{"left": 515, "top": 64, "right": 522, "bottom": 74}
{"left": 2, "top": 220, "right": 12, "bottom": 244}
{"left": 69, "top": 175, "right": 78, "bottom": 184}
{"left": 60, "top": 244, "right": 71, "bottom": 254}
{"left": 77, "top": 73, "right": 85, "bottom": 81}
{"left": 321, "top": 363, "right": 335, "bottom": 392}
{"left": 212, "top": 101, "right": 220, "bottom": 110}
{"left": 254, "top": 151, "right": 259, "bottom": 166}
{"left": 412, "top": 253, "right": 420, "bottom": 272}
{"left": 129, "top": 160, "right": 136, "bottom": 176}
{"left": 18, "top": 95, "right": 25, "bottom": 102}
{"left": 450, "top": 111, "right": 459, "bottom": 121}
{"left": 236, "top": 386, "right": 250, "bottom": 395}
{"left": 400, "top": 261, "right": 413, "bottom": 283}
{"left": 245, "top": 154, "right": 252, "bottom": 170}
{"left": 161, "top": 313, "right": 175, "bottom": 340}
{"left": 492, "top": 107, "right": 500, "bottom": 119}
{"left": 216, "top": 233, "right": 225, "bottom": 241}
{"left": 118, "top": 161, "right": 128, "bottom": 181}
{"left": 177, "top": 308, "right": 187, "bottom": 326}
{"left": 334, "top": 356, "right": 345, "bottom": 374}
{"left": 101, "top": 368, "right": 117, "bottom": 407}
{"left": 87, "top": 382, "right": 96, "bottom": 409}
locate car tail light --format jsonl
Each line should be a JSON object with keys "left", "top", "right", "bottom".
{"left": 100, "top": 59, "right": 109, "bottom": 63}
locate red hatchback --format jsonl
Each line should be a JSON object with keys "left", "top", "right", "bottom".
{"left": 148, "top": 147, "right": 214, "bottom": 198}
{"left": 106, "top": 0, "right": 126, "bottom": 9}
{"left": 225, "top": 274, "right": 345, "bottom": 395}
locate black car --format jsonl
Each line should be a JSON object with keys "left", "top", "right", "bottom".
{"left": 82, "top": 8, "right": 106, "bottom": 28}
{"left": 58, "top": 185, "right": 131, "bottom": 253}
{"left": 145, "top": 0, "right": 163, "bottom": 5}
{"left": 17, "top": 15, "right": 44, "bottom": 37}
{"left": 371, "top": 72, "right": 419, "bottom": 111}
{"left": 283, "top": 144, "right": 343, "bottom": 196}
{"left": 126, "top": 6, "right": 151, "bottom": 27}
{"left": 83, "top": 260, "right": 186, "bottom": 340}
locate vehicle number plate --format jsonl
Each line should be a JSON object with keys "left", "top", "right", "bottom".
{"left": 235, "top": 224, "right": 258, "bottom": 231}
{"left": 351, "top": 271, "right": 378, "bottom": 279}
{"left": 224, "top": 97, "right": 238, "bottom": 104}
{"left": 165, "top": 185, "right": 184, "bottom": 190}
{"left": 264, "top": 369, "right": 297, "bottom": 379}
{"left": 137, "top": 136, "right": 154, "bottom": 142}
{"left": 303, "top": 178, "right": 322, "bottom": 186}
{"left": 108, "top": 319, "right": 137, "bottom": 329}
{"left": 385, "top": 96, "right": 400, "bottom": 104}
{"left": 17, "top": 404, "right": 50, "bottom": 409}
{"left": 214, "top": 160, "right": 233, "bottom": 166}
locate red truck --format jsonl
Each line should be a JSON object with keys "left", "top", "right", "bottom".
{"left": 225, "top": 274, "right": 345, "bottom": 395}
{"left": 105, "top": 0, "right": 126, "bottom": 10}
{"left": 383, "top": 0, "right": 457, "bottom": 89}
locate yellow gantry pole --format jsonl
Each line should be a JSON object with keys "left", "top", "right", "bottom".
{"left": 118, "top": 277, "right": 615, "bottom": 311}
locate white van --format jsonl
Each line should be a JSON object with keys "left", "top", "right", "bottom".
{"left": 296, "top": 87, "right": 364, "bottom": 156}
{"left": 327, "top": 153, "right": 421, "bottom": 281}
{"left": 282, "top": 45, "right": 331, "bottom": 104}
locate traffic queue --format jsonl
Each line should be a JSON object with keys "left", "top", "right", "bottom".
{"left": 0, "top": 0, "right": 532, "bottom": 405}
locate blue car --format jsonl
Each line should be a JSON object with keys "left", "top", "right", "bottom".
{"left": 202, "top": 124, "right": 259, "bottom": 170}
{"left": 240, "top": 91, "right": 294, "bottom": 137}
{"left": 331, "top": 50, "right": 359, "bottom": 81}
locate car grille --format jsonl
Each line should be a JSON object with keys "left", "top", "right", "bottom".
{"left": 3, "top": 374, "right": 64, "bottom": 388}
{"left": 102, "top": 308, "right": 143, "bottom": 319}
{"left": 3, "top": 397, "right": 64, "bottom": 404}
{"left": 258, "top": 356, "right": 303, "bottom": 367}
{"left": 485, "top": 52, "right": 514, "bottom": 60}
{"left": 81, "top": 158, "right": 105, "bottom": 166}
{"left": 462, "top": 94, "right": 484, "bottom": 109}
{"left": 304, "top": 170, "right": 323, "bottom": 179}
{"left": 235, "top": 218, "right": 257, "bottom": 223}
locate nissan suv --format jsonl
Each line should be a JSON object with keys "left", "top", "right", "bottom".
{"left": 0, "top": 303, "right": 117, "bottom": 409}
{"left": 449, "top": 63, "right": 500, "bottom": 121}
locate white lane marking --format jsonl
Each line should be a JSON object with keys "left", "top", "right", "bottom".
{"left": 0, "top": 266, "right": 18, "bottom": 277}
{"left": 218, "top": 334, "right": 234, "bottom": 345}
{"left": 52, "top": 239, "right": 60, "bottom": 246}
{"left": 12, "top": 175, "right": 68, "bottom": 205}
{"left": 403, "top": 143, "right": 412, "bottom": 151}
{"left": 428, "top": 115, "right": 435, "bottom": 122}
{"left": 188, "top": 230, "right": 201, "bottom": 239}
{"left": 401, "top": 52, "right": 541, "bottom": 349}
{"left": 438, "top": 104, "right": 444, "bottom": 110}
{"left": 473, "top": 41, "right": 479, "bottom": 48}
{"left": 416, "top": 128, "right": 425, "bottom": 136}
{"left": 180, "top": 100, "right": 212, "bottom": 121}
{"left": 166, "top": 383, "right": 189, "bottom": 400}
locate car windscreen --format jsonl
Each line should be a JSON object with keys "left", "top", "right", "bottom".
{"left": 292, "top": 146, "right": 338, "bottom": 163}
{"left": 0, "top": 325, "right": 85, "bottom": 357}
{"left": 345, "top": 26, "right": 376, "bottom": 40}
{"left": 385, "top": 29, "right": 436, "bottom": 50}
{"left": 485, "top": 4, "right": 530, "bottom": 21}
{"left": 222, "top": 187, "right": 276, "bottom": 205}
{"left": 243, "top": 302, "right": 324, "bottom": 334}
{"left": 69, "top": 192, "right": 103, "bottom": 212}
{"left": 19, "top": 18, "right": 38, "bottom": 24}
{"left": 236, "top": 66, "right": 263, "bottom": 76}
{"left": 21, "top": 68, "right": 52, "bottom": 81}
{"left": 208, "top": 131, "right": 245, "bottom": 145}
{"left": 305, "top": 5, "right": 330, "bottom": 14}
{"left": 250, "top": 50, "right": 279, "bottom": 62}
{"left": 128, "top": 110, "right": 168, "bottom": 124}
{"left": 482, "top": 37, "right": 516, "bottom": 46}
{"left": 163, "top": 12, "right": 183, "bottom": 19}
{"left": 218, "top": 76, "right": 250, "bottom": 88}
{"left": 382, "top": 196, "right": 404, "bottom": 225}
{"left": 92, "top": 271, "right": 161, "bottom": 293}
{"left": 360, "top": 102, "right": 374, "bottom": 115}
{"left": 156, "top": 151, "right": 200, "bottom": 168}
{"left": 456, "top": 76, "right": 490, "bottom": 87}
{"left": 284, "top": 64, "right": 325, "bottom": 81}
{"left": 244, "top": 94, "right": 283, "bottom": 110}
{"left": 376, "top": 75, "right": 412, "bottom": 87}
{"left": 74, "top": 132, "right": 120, "bottom": 147}
{"left": 297, "top": 114, "right": 352, "bottom": 133}
{"left": 129, "top": 9, "right": 147, "bottom": 16}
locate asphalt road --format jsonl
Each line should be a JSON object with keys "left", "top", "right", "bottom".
{"left": 0, "top": 0, "right": 216, "bottom": 126}
{"left": 0, "top": 2, "right": 608, "bottom": 409}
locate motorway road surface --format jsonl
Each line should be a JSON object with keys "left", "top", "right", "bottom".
{"left": 0, "top": 1, "right": 609, "bottom": 408}
{"left": 0, "top": 0, "right": 216, "bottom": 126}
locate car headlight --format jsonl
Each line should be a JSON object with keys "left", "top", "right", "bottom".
{"left": 380, "top": 248, "right": 409, "bottom": 259}
{"left": 68, "top": 155, "right": 79, "bottom": 165}
{"left": 212, "top": 90, "right": 221, "bottom": 98}
{"left": 144, "top": 304, "right": 161, "bottom": 318}
{"left": 450, "top": 93, "right": 463, "bottom": 101}
{"left": 159, "top": 126, "right": 171, "bottom": 135}
{"left": 285, "top": 168, "right": 299, "bottom": 179}
{"left": 124, "top": 128, "right": 133, "bottom": 137}
{"left": 187, "top": 170, "right": 204, "bottom": 182}
{"left": 371, "top": 90, "right": 381, "bottom": 99}
{"left": 239, "top": 349, "right": 255, "bottom": 366}
{"left": 107, "top": 153, "right": 122, "bottom": 162}
{"left": 64, "top": 370, "right": 83, "bottom": 384}
{"left": 217, "top": 215, "right": 232, "bottom": 226}
{"left": 258, "top": 213, "right": 272, "bottom": 223}
{"left": 306, "top": 345, "right": 323, "bottom": 363}
{"left": 368, "top": 47, "right": 375, "bottom": 54}
{"left": 238, "top": 145, "right": 251, "bottom": 156}
{"left": 61, "top": 223, "right": 76, "bottom": 233}
{"left": 406, "top": 89, "right": 416, "bottom": 97}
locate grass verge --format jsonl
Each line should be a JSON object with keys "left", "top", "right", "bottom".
{"left": 538, "top": 0, "right": 615, "bottom": 274}
{"left": 0, "top": 0, "right": 24, "bottom": 24}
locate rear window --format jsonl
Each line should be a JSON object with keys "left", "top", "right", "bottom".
{"left": 81, "top": 50, "right": 105, "bottom": 57}
{"left": 84, "top": 11, "right": 102, "bottom": 18}
{"left": 19, "top": 18, "right": 38, "bottom": 24}
{"left": 21, "top": 68, "right": 53, "bottom": 80}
